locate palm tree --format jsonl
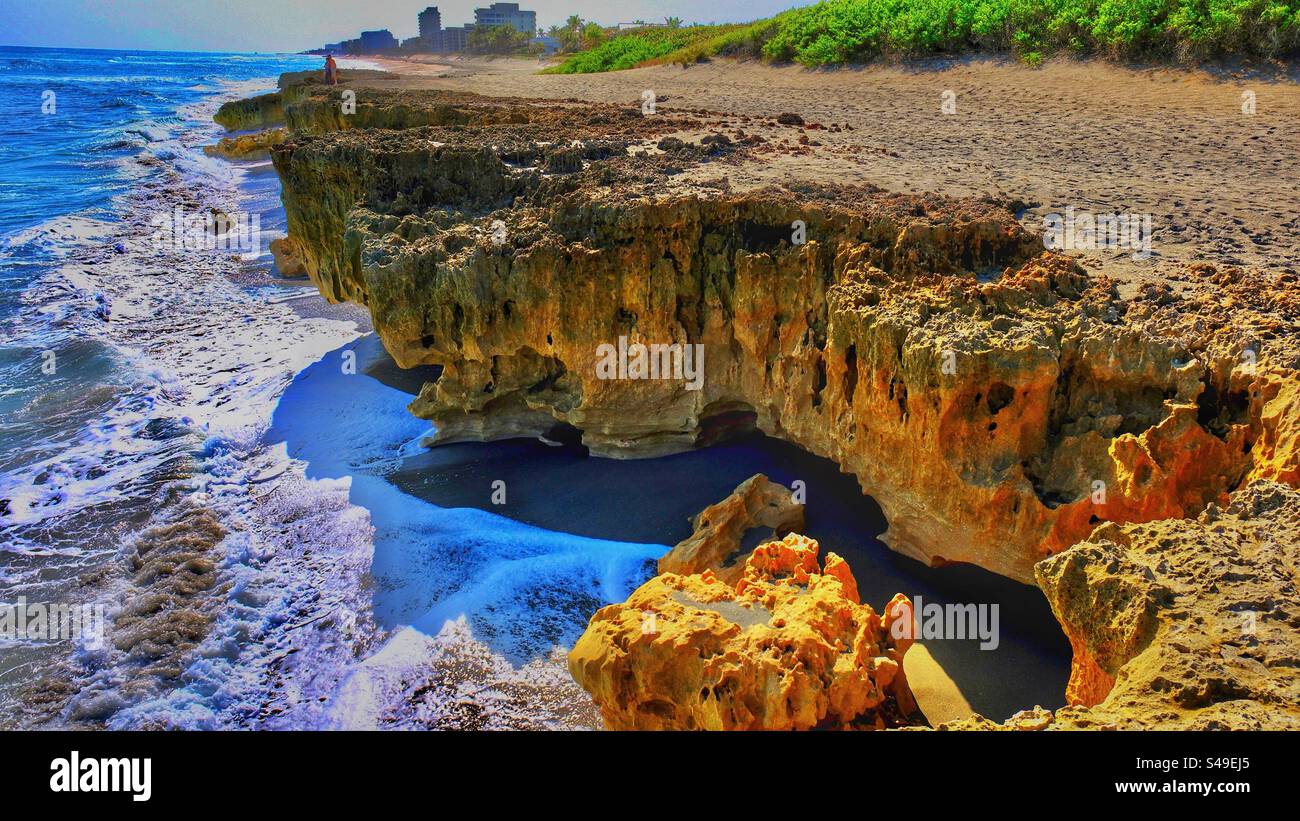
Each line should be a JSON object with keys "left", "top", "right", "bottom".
{"left": 665, "top": 17, "right": 683, "bottom": 29}
{"left": 557, "top": 16, "right": 584, "bottom": 53}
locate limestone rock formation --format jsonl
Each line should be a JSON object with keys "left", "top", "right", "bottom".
{"left": 269, "top": 237, "right": 308, "bottom": 278}
{"left": 255, "top": 83, "right": 1299, "bottom": 583}
{"left": 266, "top": 82, "right": 1300, "bottom": 581}
{"left": 204, "top": 128, "right": 287, "bottom": 160}
{"left": 231, "top": 78, "right": 1300, "bottom": 729}
{"left": 568, "top": 533, "right": 918, "bottom": 730}
{"left": 214, "top": 90, "right": 286, "bottom": 132}
{"left": 658, "top": 473, "right": 804, "bottom": 584}
{"left": 939, "top": 481, "right": 1300, "bottom": 730}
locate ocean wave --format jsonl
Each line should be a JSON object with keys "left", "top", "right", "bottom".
{"left": 90, "top": 135, "right": 148, "bottom": 152}
{"left": 1, "top": 58, "right": 46, "bottom": 70}
{"left": 0, "top": 158, "right": 360, "bottom": 727}
{"left": 125, "top": 122, "right": 172, "bottom": 142}
{"left": 0, "top": 55, "right": 380, "bottom": 729}
{"left": 1, "top": 214, "right": 113, "bottom": 255}
{"left": 329, "top": 621, "right": 600, "bottom": 730}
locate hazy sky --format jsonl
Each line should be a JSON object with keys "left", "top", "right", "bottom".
{"left": 1, "top": 0, "right": 815, "bottom": 53}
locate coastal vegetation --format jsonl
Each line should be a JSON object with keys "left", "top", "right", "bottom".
{"left": 542, "top": 14, "right": 617, "bottom": 54}
{"left": 545, "top": 23, "right": 746, "bottom": 72}
{"left": 547, "top": 0, "right": 1300, "bottom": 71}
{"left": 467, "top": 23, "right": 535, "bottom": 55}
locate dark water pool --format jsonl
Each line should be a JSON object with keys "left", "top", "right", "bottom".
{"left": 387, "top": 409, "right": 1072, "bottom": 721}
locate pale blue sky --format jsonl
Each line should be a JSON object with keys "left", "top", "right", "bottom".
{"left": 1, "top": 0, "right": 815, "bottom": 53}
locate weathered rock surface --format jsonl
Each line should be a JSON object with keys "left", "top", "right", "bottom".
{"left": 236, "top": 78, "right": 1300, "bottom": 729}
{"left": 269, "top": 237, "right": 308, "bottom": 278}
{"left": 267, "top": 86, "right": 1300, "bottom": 582}
{"left": 659, "top": 473, "right": 804, "bottom": 584}
{"left": 940, "top": 481, "right": 1300, "bottom": 730}
{"left": 203, "top": 128, "right": 287, "bottom": 159}
{"left": 214, "top": 90, "right": 287, "bottom": 132}
{"left": 569, "top": 533, "right": 918, "bottom": 730}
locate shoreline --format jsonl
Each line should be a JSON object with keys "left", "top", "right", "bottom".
{"left": 0, "top": 59, "right": 373, "bottom": 729}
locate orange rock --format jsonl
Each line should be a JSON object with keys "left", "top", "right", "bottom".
{"left": 1251, "top": 371, "right": 1300, "bottom": 485}
{"left": 658, "top": 474, "right": 803, "bottom": 584}
{"left": 568, "top": 533, "right": 918, "bottom": 731}
{"left": 822, "top": 552, "right": 859, "bottom": 605}
{"left": 1028, "top": 481, "right": 1300, "bottom": 728}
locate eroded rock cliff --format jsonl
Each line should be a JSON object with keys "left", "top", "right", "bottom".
{"left": 267, "top": 87, "right": 1298, "bottom": 582}
{"left": 203, "top": 128, "right": 287, "bottom": 160}
{"left": 241, "top": 78, "right": 1300, "bottom": 729}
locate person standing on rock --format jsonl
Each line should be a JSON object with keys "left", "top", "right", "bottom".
{"left": 324, "top": 54, "right": 338, "bottom": 86}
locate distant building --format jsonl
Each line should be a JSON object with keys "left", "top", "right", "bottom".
{"left": 474, "top": 3, "right": 536, "bottom": 35}
{"left": 322, "top": 42, "right": 345, "bottom": 54}
{"left": 357, "top": 29, "right": 398, "bottom": 53}
{"left": 418, "top": 6, "right": 443, "bottom": 39}
{"left": 439, "top": 25, "right": 473, "bottom": 52}
{"left": 529, "top": 35, "right": 560, "bottom": 55}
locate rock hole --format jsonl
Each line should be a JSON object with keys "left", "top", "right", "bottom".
{"left": 540, "top": 422, "right": 587, "bottom": 452}
{"left": 695, "top": 401, "right": 758, "bottom": 449}
{"left": 739, "top": 220, "right": 792, "bottom": 252}
{"left": 843, "top": 345, "right": 858, "bottom": 406}
{"left": 986, "top": 382, "right": 1015, "bottom": 415}
{"left": 1197, "top": 384, "right": 1250, "bottom": 440}
{"left": 812, "top": 357, "right": 827, "bottom": 408}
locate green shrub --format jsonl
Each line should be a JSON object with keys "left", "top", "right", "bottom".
{"left": 545, "top": 25, "right": 742, "bottom": 73}
{"left": 546, "top": 0, "right": 1300, "bottom": 73}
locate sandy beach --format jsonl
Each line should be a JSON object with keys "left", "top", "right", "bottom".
{"left": 364, "top": 53, "right": 1300, "bottom": 292}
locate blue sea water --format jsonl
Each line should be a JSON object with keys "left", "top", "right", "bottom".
{"left": 0, "top": 46, "right": 346, "bottom": 727}
{"left": 0, "top": 47, "right": 318, "bottom": 238}
{"left": 0, "top": 46, "right": 319, "bottom": 479}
